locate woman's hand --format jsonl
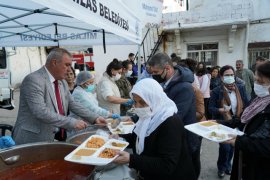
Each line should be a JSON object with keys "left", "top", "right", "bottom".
{"left": 113, "top": 150, "right": 130, "bottom": 164}
{"left": 111, "top": 114, "right": 121, "bottom": 119}
{"left": 218, "top": 108, "right": 230, "bottom": 114}
{"left": 121, "top": 99, "right": 134, "bottom": 106}
{"left": 223, "top": 134, "right": 237, "bottom": 146}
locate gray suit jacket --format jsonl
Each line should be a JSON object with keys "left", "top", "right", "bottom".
{"left": 12, "top": 67, "right": 99, "bottom": 144}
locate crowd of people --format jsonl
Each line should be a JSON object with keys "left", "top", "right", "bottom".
{"left": 3, "top": 47, "right": 270, "bottom": 180}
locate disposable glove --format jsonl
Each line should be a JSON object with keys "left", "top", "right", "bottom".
{"left": 121, "top": 99, "right": 134, "bottom": 106}
{"left": 112, "top": 114, "right": 121, "bottom": 119}
{"left": 0, "top": 136, "right": 15, "bottom": 149}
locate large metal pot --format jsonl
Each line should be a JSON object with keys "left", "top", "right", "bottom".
{"left": 66, "top": 126, "right": 118, "bottom": 173}
{"left": 66, "top": 125, "right": 109, "bottom": 145}
{"left": 0, "top": 142, "right": 95, "bottom": 179}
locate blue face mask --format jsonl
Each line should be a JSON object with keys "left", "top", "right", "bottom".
{"left": 85, "top": 84, "right": 95, "bottom": 93}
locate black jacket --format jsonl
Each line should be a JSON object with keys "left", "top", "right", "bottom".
{"left": 209, "top": 83, "right": 249, "bottom": 120}
{"left": 163, "top": 65, "right": 200, "bottom": 153}
{"left": 121, "top": 114, "right": 196, "bottom": 180}
{"left": 231, "top": 104, "right": 270, "bottom": 180}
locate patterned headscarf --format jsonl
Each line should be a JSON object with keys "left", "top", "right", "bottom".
{"left": 241, "top": 95, "right": 270, "bottom": 123}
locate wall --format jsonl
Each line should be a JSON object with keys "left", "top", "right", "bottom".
{"left": 251, "top": 0, "right": 270, "bottom": 20}
{"left": 163, "top": 0, "right": 253, "bottom": 30}
{"left": 160, "top": 0, "right": 270, "bottom": 68}
{"left": 161, "top": 26, "right": 248, "bottom": 67}
{"left": 220, "top": 28, "right": 247, "bottom": 67}
{"left": 249, "top": 23, "right": 270, "bottom": 42}
{"left": 7, "top": 47, "right": 47, "bottom": 87}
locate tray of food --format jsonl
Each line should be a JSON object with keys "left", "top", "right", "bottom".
{"left": 64, "top": 135, "right": 129, "bottom": 166}
{"left": 106, "top": 118, "right": 135, "bottom": 134}
{"left": 184, "top": 121, "right": 244, "bottom": 143}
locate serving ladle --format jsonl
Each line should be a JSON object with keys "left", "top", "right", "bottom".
{"left": 0, "top": 154, "right": 20, "bottom": 165}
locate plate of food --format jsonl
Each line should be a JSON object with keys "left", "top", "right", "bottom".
{"left": 184, "top": 121, "right": 244, "bottom": 143}
{"left": 107, "top": 118, "right": 135, "bottom": 134}
{"left": 204, "top": 130, "right": 230, "bottom": 142}
{"left": 64, "top": 135, "right": 129, "bottom": 166}
{"left": 199, "top": 121, "right": 218, "bottom": 127}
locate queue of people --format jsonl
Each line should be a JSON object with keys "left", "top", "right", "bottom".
{"left": 208, "top": 65, "right": 249, "bottom": 178}
{"left": 8, "top": 47, "right": 270, "bottom": 180}
{"left": 219, "top": 61, "right": 270, "bottom": 179}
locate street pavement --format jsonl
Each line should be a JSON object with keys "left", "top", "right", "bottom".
{"left": 0, "top": 90, "right": 230, "bottom": 180}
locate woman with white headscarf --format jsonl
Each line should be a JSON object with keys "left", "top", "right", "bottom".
{"left": 113, "top": 78, "right": 196, "bottom": 180}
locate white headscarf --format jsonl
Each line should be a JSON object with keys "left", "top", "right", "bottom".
{"left": 130, "top": 78, "right": 178, "bottom": 154}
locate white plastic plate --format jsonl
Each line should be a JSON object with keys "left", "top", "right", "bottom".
{"left": 185, "top": 121, "right": 244, "bottom": 143}
{"left": 64, "top": 135, "right": 129, "bottom": 166}
{"left": 107, "top": 120, "right": 135, "bottom": 134}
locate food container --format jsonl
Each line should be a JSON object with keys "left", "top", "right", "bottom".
{"left": 0, "top": 142, "right": 95, "bottom": 179}
{"left": 185, "top": 121, "right": 244, "bottom": 143}
{"left": 107, "top": 121, "right": 135, "bottom": 134}
{"left": 65, "top": 135, "right": 129, "bottom": 166}
{"left": 66, "top": 127, "right": 121, "bottom": 173}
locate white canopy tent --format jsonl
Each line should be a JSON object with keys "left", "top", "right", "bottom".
{"left": 0, "top": 0, "right": 142, "bottom": 48}
{"left": 0, "top": 0, "right": 163, "bottom": 110}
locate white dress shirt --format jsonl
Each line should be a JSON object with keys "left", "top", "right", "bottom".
{"left": 227, "top": 90, "right": 237, "bottom": 115}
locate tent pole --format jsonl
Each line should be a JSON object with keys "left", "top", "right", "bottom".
{"left": 137, "top": 45, "right": 141, "bottom": 79}
{"left": 102, "top": 29, "right": 106, "bottom": 54}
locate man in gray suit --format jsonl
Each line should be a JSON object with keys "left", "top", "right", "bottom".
{"left": 13, "top": 48, "right": 106, "bottom": 145}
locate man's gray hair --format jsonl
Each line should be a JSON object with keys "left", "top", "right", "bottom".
{"left": 236, "top": 60, "right": 244, "bottom": 64}
{"left": 147, "top": 53, "right": 173, "bottom": 69}
{"left": 46, "top": 48, "right": 72, "bottom": 64}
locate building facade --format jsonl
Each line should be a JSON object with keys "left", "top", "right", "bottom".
{"left": 161, "top": 0, "right": 270, "bottom": 68}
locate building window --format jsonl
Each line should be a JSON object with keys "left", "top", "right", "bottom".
{"left": 248, "top": 42, "right": 270, "bottom": 69}
{"left": 187, "top": 43, "right": 218, "bottom": 67}
{"left": 248, "top": 50, "right": 270, "bottom": 68}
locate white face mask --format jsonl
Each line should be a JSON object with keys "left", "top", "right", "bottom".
{"left": 223, "top": 76, "right": 235, "bottom": 84}
{"left": 254, "top": 83, "right": 270, "bottom": 97}
{"left": 134, "top": 106, "right": 152, "bottom": 120}
{"left": 125, "top": 70, "right": 133, "bottom": 77}
{"left": 112, "top": 73, "right": 121, "bottom": 81}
